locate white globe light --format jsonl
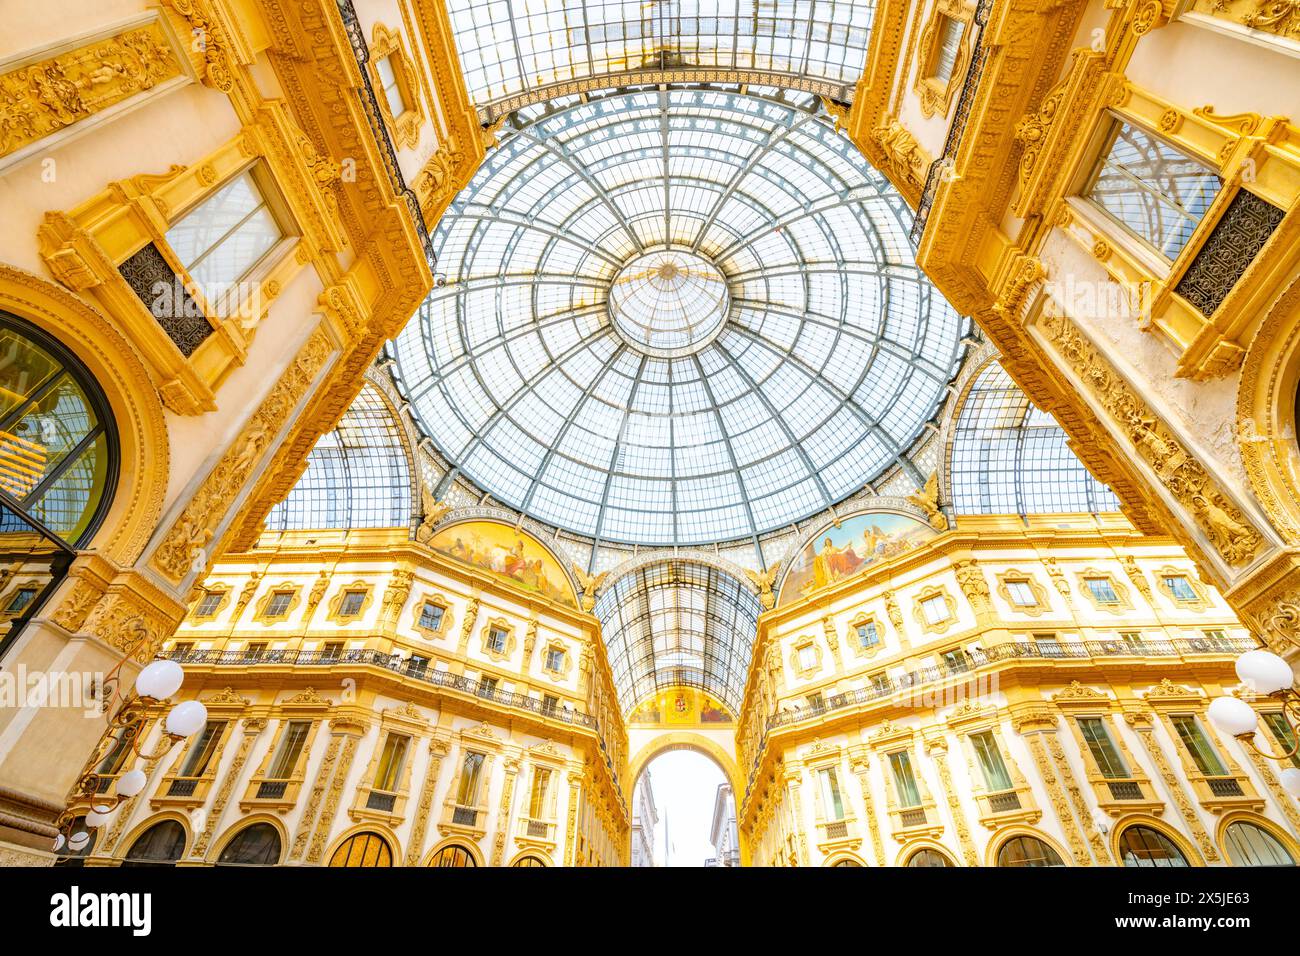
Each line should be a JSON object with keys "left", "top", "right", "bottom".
{"left": 52, "top": 833, "right": 66, "bottom": 852}
{"left": 136, "top": 659, "right": 184, "bottom": 700}
{"left": 115, "top": 768, "right": 147, "bottom": 797}
{"left": 1235, "top": 650, "right": 1294, "bottom": 695}
{"left": 1280, "top": 767, "right": 1300, "bottom": 797}
{"left": 91, "top": 803, "right": 112, "bottom": 815}
{"left": 1207, "top": 696, "right": 1258, "bottom": 737}
{"left": 84, "top": 810, "right": 111, "bottom": 828}
{"left": 68, "top": 831, "right": 90, "bottom": 851}
{"left": 165, "top": 700, "right": 207, "bottom": 737}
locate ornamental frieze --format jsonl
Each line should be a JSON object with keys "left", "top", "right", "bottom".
{"left": 1039, "top": 310, "right": 1263, "bottom": 567}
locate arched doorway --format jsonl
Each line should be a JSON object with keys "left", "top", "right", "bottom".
{"left": 628, "top": 733, "right": 747, "bottom": 867}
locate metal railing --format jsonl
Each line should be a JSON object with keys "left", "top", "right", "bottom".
{"left": 366, "top": 791, "right": 397, "bottom": 812}
{"left": 170, "top": 647, "right": 599, "bottom": 730}
{"left": 766, "top": 635, "right": 1256, "bottom": 732}
{"left": 911, "top": 0, "right": 997, "bottom": 245}
{"left": 334, "top": 0, "right": 435, "bottom": 263}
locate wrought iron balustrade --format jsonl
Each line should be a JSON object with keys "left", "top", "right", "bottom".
{"left": 169, "top": 647, "right": 600, "bottom": 731}
{"left": 366, "top": 791, "right": 397, "bottom": 812}
{"left": 765, "top": 634, "right": 1258, "bottom": 732}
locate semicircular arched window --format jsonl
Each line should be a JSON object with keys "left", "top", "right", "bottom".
{"left": 0, "top": 312, "right": 119, "bottom": 546}
{"left": 122, "top": 819, "right": 187, "bottom": 867}
{"left": 906, "top": 848, "right": 954, "bottom": 867}
{"left": 216, "top": 822, "right": 282, "bottom": 866}
{"left": 1118, "top": 825, "right": 1189, "bottom": 867}
{"left": 328, "top": 831, "right": 393, "bottom": 867}
{"left": 995, "top": 834, "right": 1065, "bottom": 867}
{"left": 1223, "top": 821, "right": 1294, "bottom": 867}
{"left": 430, "top": 844, "right": 476, "bottom": 867}
{"left": 511, "top": 855, "right": 547, "bottom": 867}
{"left": 950, "top": 361, "right": 1119, "bottom": 516}
{"left": 266, "top": 381, "right": 410, "bottom": 531}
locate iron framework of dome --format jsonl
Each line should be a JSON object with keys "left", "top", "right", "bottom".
{"left": 388, "top": 87, "right": 967, "bottom": 548}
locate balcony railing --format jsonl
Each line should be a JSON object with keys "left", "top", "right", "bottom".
{"left": 169, "top": 647, "right": 599, "bottom": 730}
{"left": 899, "top": 808, "right": 928, "bottom": 828}
{"left": 766, "top": 635, "right": 1257, "bottom": 732}
{"left": 256, "top": 780, "right": 289, "bottom": 800}
{"left": 911, "top": 0, "right": 996, "bottom": 245}
{"left": 333, "top": 0, "right": 434, "bottom": 262}
{"left": 1107, "top": 781, "right": 1144, "bottom": 801}
{"left": 452, "top": 805, "right": 479, "bottom": 827}
{"left": 987, "top": 790, "right": 1022, "bottom": 813}
{"left": 366, "top": 791, "right": 397, "bottom": 813}
{"left": 1207, "top": 777, "right": 1244, "bottom": 797}
{"left": 166, "top": 778, "right": 199, "bottom": 797}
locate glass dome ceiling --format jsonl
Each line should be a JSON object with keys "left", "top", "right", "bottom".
{"left": 389, "top": 88, "right": 967, "bottom": 547}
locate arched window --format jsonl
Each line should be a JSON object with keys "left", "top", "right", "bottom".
{"left": 216, "top": 823, "right": 282, "bottom": 866}
{"left": 328, "top": 832, "right": 393, "bottom": 867}
{"left": 996, "top": 835, "right": 1065, "bottom": 867}
{"left": 831, "top": 858, "right": 863, "bottom": 867}
{"left": 122, "top": 820, "right": 186, "bottom": 867}
{"left": 430, "top": 844, "right": 476, "bottom": 867}
{"left": 266, "top": 381, "right": 410, "bottom": 530}
{"left": 1118, "top": 825, "right": 1189, "bottom": 867}
{"left": 511, "top": 855, "right": 547, "bottom": 868}
{"left": 906, "top": 848, "right": 954, "bottom": 867}
{"left": 1223, "top": 821, "right": 1295, "bottom": 867}
{"left": 0, "top": 312, "right": 118, "bottom": 545}
{"left": 950, "top": 361, "right": 1119, "bottom": 516}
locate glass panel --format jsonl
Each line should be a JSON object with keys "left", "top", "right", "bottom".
{"left": 818, "top": 766, "right": 845, "bottom": 820}
{"left": 950, "top": 361, "right": 1119, "bottom": 516}
{"left": 217, "top": 823, "right": 281, "bottom": 865}
{"left": 267, "top": 720, "right": 310, "bottom": 779}
{"left": 378, "top": 55, "right": 406, "bottom": 115}
{"left": 1262, "top": 712, "right": 1300, "bottom": 769}
{"left": 931, "top": 15, "right": 963, "bottom": 83}
{"left": 529, "top": 766, "right": 552, "bottom": 818}
{"left": 1086, "top": 121, "right": 1222, "bottom": 260}
{"left": 180, "top": 720, "right": 225, "bottom": 777}
{"left": 25, "top": 432, "right": 108, "bottom": 542}
{"left": 267, "top": 382, "right": 411, "bottom": 531}
{"left": 445, "top": 0, "right": 879, "bottom": 106}
{"left": 458, "top": 751, "right": 486, "bottom": 805}
{"left": 997, "top": 835, "right": 1064, "bottom": 867}
{"left": 0, "top": 327, "right": 60, "bottom": 423}
{"left": 389, "top": 88, "right": 965, "bottom": 546}
{"left": 165, "top": 171, "right": 283, "bottom": 305}
{"left": 971, "top": 731, "right": 1013, "bottom": 791}
{"left": 1086, "top": 578, "right": 1118, "bottom": 603}
{"left": 373, "top": 734, "right": 409, "bottom": 791}
{"left": 1171, "top": 715, "right": 1228, "bottom": 777}
{"left": 1077, "top": 716, "right": 1129, "bottom": 779}
{"left": 1223, "top": 822, "right": 1294, "bottom": 866}
{"left": 1119, "top": 825, "right": 1188, "bottom": 867}
{"left": 889, "top": 750, "right": 920, "bottom": 807}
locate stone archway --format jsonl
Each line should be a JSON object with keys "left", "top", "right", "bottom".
{"left": 626, "top": 730, "right": 749, "bottom": 866}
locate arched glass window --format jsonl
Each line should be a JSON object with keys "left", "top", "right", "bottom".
{"left": 831, "top": 858, "right": 863, "bottom": 867}
{"left": 1223, "top": 821, "right": 1295, "bottom": 866}
{"left": 122, "top": 820, "right": 186, "bottom": 867}
{"left": 430, "top": 844, "right": 476, "bottom": 867}
{"left": 328, "top": 832, "right": 393, "bottom": 867}
{"left": 216, "top": 823, "right": 282, "bottom": 866}
{"left": 266, "top": 382, "right": 410, "bottom": 530}
{"left": 1118, "top": 825, "right": 1189, "bottom": 867}
{"left": 511, "top": 855, "right": 547, "bottom": 868}
{"left": 950, "top": 361, "right": 1119, "bottom": 516}
{"left": 0, "top": 312, "right": 118, "bottom": 545}
{"left": 996, "top": 835, "right": 1065, "bottom": 867}
{"left": 906, "top": 848, "right": 955, "bottom": 867}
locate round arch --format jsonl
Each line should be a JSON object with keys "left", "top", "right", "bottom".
{"left": 0, "top": 264, "right": 168, "bottom": 565}
{"left": 207, "top": 814, "right": 288, "bottom": 866}
{"left": 985, "top": 826, "right": 1073, "bottom": 867}
{"left": 1109, "top": 814, "right": 1204, "bottom": 868}
{"left": 1214, "top": 811, "right": 1300, "bottom": 867}
{"left": 324, "top": 823, "right": 402, "bottom": 867}
{"left": 823, "top": 851, "right": 867, "bottom": 867}
{"left": 896, "top": 839, "right": 959, "bottom": 867}
{"left": 423, "top": 836, "right": 485, "bottom": 868}
{"left": 115, "top": 811, "right": 192, "bottom": 865}
{"left": 508, "top": 850, "right": 552, "bottom": 867}
{"left": 626, "top": 730, "right": 749, "bottom": 867}
{"left": 1237, "top": 270, "right": 1300, "bottom": 544}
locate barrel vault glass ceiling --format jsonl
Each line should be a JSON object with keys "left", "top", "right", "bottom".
{"left": 445, "top": 0, "right": 878, "bottom": 111}
{"left": 388, "top": 88, "right": 967, "bottom": 547}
